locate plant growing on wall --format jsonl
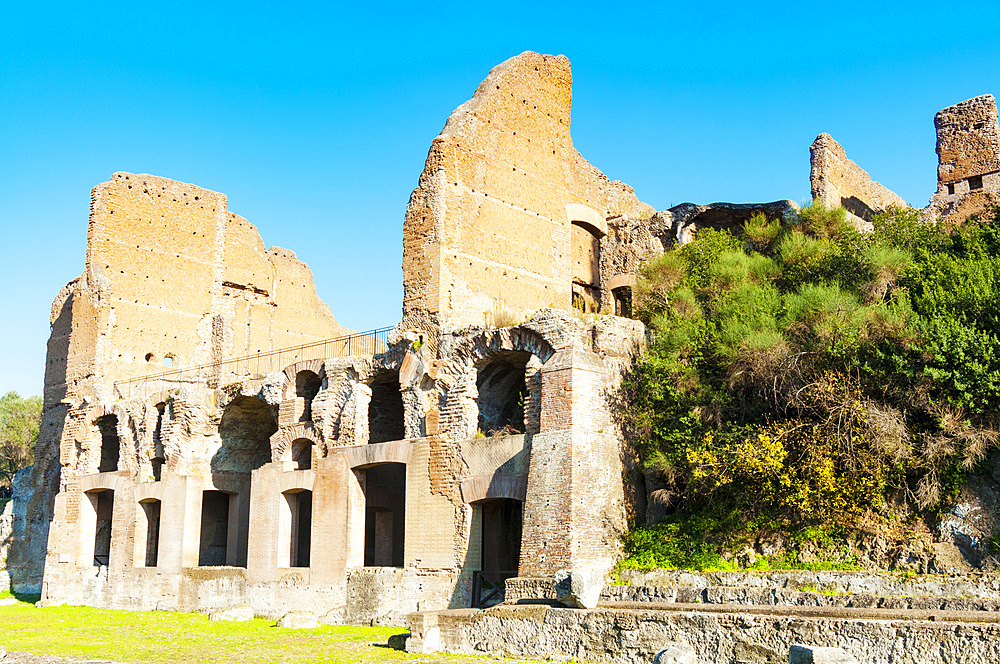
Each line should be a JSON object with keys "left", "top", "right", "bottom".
{"left": 622, "top": 203, "right": 1000, "bottom": 570}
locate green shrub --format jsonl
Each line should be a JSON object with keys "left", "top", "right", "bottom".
{"left": 620, "top": 203, "right": 1000, "bottom": 571}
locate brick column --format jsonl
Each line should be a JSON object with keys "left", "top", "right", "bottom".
{"left": 519, "top": 347, "right": 623, "bottom": 576}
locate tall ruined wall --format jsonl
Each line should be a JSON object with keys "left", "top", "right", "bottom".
{"left": 402, "top": 51, "right": 652, "bottom": 328}
{"left": 935, "top": 94, "right": 1000, "bottom": 184}
{"left": 930, "top": 95, "right": 1000, "bottom": 221}
{"left": 74, "top": 172, "right": 348, "bottom": 390}
{"left": 810, "top": 133, "right": 908, "bottom": 226}
{"left": 14, "top": 173, "right": 349, "bottom": 593}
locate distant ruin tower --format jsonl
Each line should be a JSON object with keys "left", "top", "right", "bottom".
{"left": 931, "top": 94, "right": 1000, "bottom": 220}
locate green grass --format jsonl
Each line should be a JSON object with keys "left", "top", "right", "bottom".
{"left": 0, "top": 597, "right": 541, "bottom": 663}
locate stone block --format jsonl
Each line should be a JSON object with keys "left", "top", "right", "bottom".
{"left": 277, "top": 610, "right": 319, "bottom": 629}
{"left": 654, "top": 642, "right": 699, "bottom": 664}
{"left": 318, "top": 608, "right": 345, "bottom": 625}
{"left": 554, "top": 569, "right": 604, "bottom": 609}
{"left": 789, "top": 644, "right": 858, "bottom": 664}
{"left": 209, "top": 605, "right": 255, "bottom": 621}
{"left": 387, "top": 632, "right": 410, "bottom": 651}
{"left": 0, "top": 598, "right": 17, "bottom": 606}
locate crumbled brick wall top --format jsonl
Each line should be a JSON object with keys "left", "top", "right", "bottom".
{"left": 810, "top": 133, "right": 908, "bottom": 223}
{"left": 71, "top": 171, "right": 349, "bottom": 390}
{"left": 935, "top": 94, "right": 1000, "bottom": 184}
{"left": 402, "top": 51, "right": 652, "bottom": 328}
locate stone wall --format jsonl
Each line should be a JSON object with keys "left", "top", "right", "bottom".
{"left": 810, "top": 133, "right": 908, "bottom": 228}
{"left": 18, "top": 173, "right": 351, "bottom": 594}
{"left": 929, "top": 94, "right": 1000, "bottom": 221}
{"left": 0, "top": 467, "right": 33, "bottom": 593}
{"left": 407, "top": 603, "right": 1000, "bottom": 664}
{"left": 402, "top": 51, "right": 653, "bottom": 329}
{"left": 31, "top": 197, "right": 645, "bottom": 627}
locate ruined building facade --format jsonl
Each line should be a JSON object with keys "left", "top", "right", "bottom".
{"left": 9, "top": 52, "right": 998, "bottom": 625}
{"left": 15, "top": 52, "right": 646, "bottom": 622}
{"left": 810, "top": 93, "right": 1000, "bottom": 225}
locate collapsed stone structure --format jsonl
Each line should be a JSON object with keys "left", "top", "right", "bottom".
{"left": 7, "top": 49, "right": 1000, "bottom": 662}
{"left": 810, "top": 93, "right": 1000, "bottom": 226}
{"left": 10, "top": 52, "right": 655, "bottom": 624}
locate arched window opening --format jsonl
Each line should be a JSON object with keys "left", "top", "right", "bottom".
{"left": 281, "top": 489, "right": 312, "bottom": 568}
{"left": 471, "top": 498, "right": 523, "bottom": 608}
{"left": 369, "top": 373, "right": 405, "bottom": 444}
{"left": 198, "top": 490, "right": 232, "bottom": 566}
{"left": 215, "top": 396, "right": 276, "bottom": 567}
{"left": 612, "top": 286, "right": 632, "bottom": 318}
{"left": 571, "top": 220, "right": 602, "bottom": 313}
{"left": 291, "top": 438, "right": 313, "bottom": 470}
{"left": 477, "top": 352, "right": 529, "bottom": 436}
{"left": 140, "top": 499, "right": 161, "bottom": 567}
{"left": 96, "top": 414, "right": 120, "bottom": 473}
{"left": 217, "top": 396, "right": 277, "bottom": 473}
{"left": 361, "top": 463, "right": 406, "bottom": 567}
{"left": 152, "top": 403, "right": 166, "bottom": 481}
{"left": 295, "top": 370, "right": 322, "bottom": 422}
{"left": 89, "top": 489, "right": 114, "bottom": 567}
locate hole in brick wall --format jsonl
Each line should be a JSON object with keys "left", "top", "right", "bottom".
{"left": 970, "top": 175, "right": 984, "bottom": 190}
{"left": 217, "top": 396, "right": 277, "bottom": 473}
{"left": 947, "top": 183, "right": 956, "bottom": 195}
{"left": 369, "top": 373, "right": 405, "bottom": 443}
{"left": 88, "top": 489, "right": 114, "bottom": 567}
{"left": 163, "top": 355, "right": 174, "bottom": 368}
{"left": 613, "top": 286, "right": 633, "bottom": 318}
{"left": 140, "top": 499, "right": 161, "bottom": 567}
{"left": 362, "top": 463, "right": 406, "bottom": 567}
{"left": 571, "top": 221, "right": 602, "bottom": 313}
{"left": 295, "top": 370, "right": 322, "bottom": 422}
{"left": 215, "top": 396, "right": 277, "bottom": 567}
{"left": 283, "top": 489, "right": 312, "bottom": 568}
{"left": 291, "top": 438, "right": 313, "bottom": 470}
{"left": 198, "top": 490, "right": 232, "bottom": 566}
{"left": 152, "top": 403, "right": 166, "bottom": 481}
{"left": 477, "top": 351, "right": 529, "bottom": 435}
{"left": 96, "top": 415, "right": 120, "bottom": 473}
{"left": 479, "top": 498, "right": 522, "bottom": 573}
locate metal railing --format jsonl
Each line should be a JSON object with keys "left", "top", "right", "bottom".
{"left": 114, "top": 326, "right": 393, "bottom": 401}
{"left": 471, "top": 570, "right": 516, "bottom": 608}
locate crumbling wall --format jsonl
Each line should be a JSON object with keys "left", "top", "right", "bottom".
{"left": 810, "top": 133, "right": 908, "bottom": 227}
{"left": 930, "top": 95, "right": 1000, "bottom": 221}
{"left": 24, "top": 173, "right": 351, "bottom": 593}
{"left": 402, "top": 51, "right": 653, "bottom": 328}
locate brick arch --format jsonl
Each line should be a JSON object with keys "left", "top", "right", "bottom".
{"left": 459, "top": 473, "right": 527, "bottom": 504}
{"left": 80, "top": 402, "right": 137, "bottom": 475}
{"left": 269, "top": 422, "right": 321, "bottom": 462}
{"left": 144, "top": 390, "right": 174, "bottom": 408}
{"left": 281, "top": 359, "right": 326, "bottom": 400}
{"left": 322, "top": 352, "right": 406, "bottom": 443}
{"left": 435, "top": 327, "right": 554, "bottom": 440}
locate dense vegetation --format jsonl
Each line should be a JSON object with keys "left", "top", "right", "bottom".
{"left": 621, "top": 204, "right": 1000, "bottom": 571}
{"left": 0, "top": 391, "right": 42, "bottom": 500}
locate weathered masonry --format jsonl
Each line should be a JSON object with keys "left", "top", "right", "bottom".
{"left": 810, "top": 93, "right": 1000, "bottom": 225}
{"left": 20, "top": 53, "right": 652, "bottom": 622}
{"left": 11, "top": 49, "right": 1000, "bottom": 659}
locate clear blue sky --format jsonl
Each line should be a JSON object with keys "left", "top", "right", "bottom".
{"left": 3, "top": 1, "right": 999, "bottom": 396}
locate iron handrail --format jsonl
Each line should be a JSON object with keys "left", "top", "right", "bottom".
{"left": 113, "top": 326, "right": 393, "bottom": 400}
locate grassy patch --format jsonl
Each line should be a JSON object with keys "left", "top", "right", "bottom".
{"left": 0, "top": 599, "right": 539, "bottom": 663}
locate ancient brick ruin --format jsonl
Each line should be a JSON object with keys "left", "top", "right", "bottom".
{"left": 5, "top": 50, "right": 1000, "bottom": 663}
{"left": 810, "top": 93, "right": 1000, "bottom": 225}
